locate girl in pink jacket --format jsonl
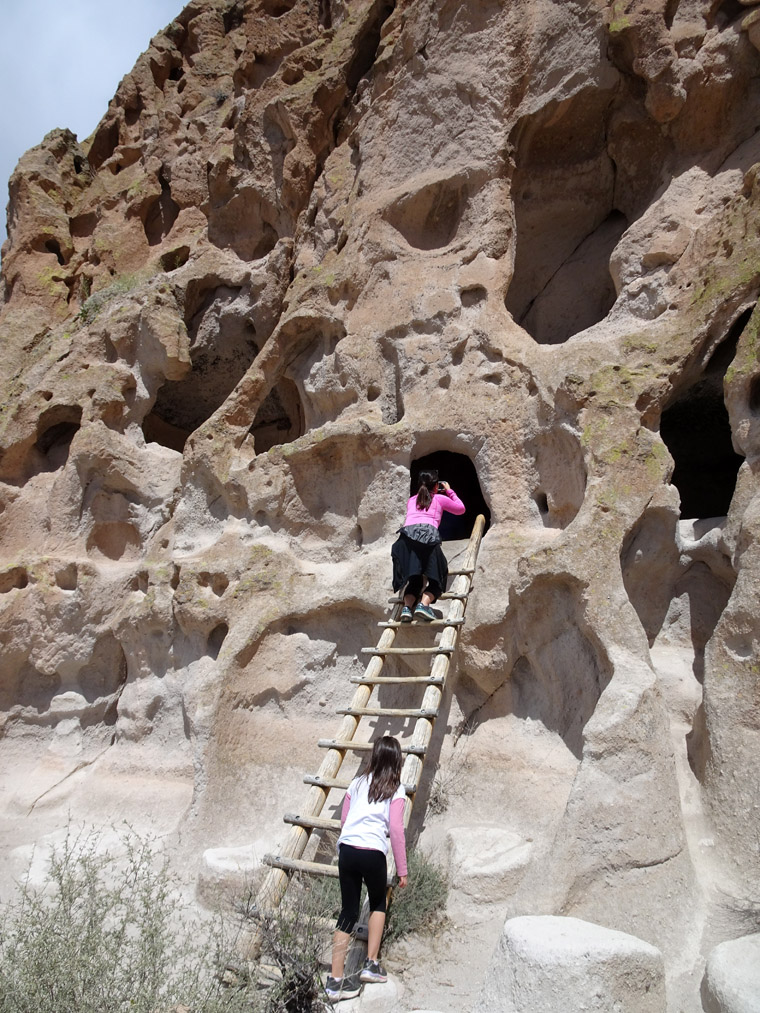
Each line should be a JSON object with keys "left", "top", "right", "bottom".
{"left": 391, "top": 469, "right": 466, "bottom": 622}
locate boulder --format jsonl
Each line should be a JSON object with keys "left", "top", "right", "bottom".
{"left": 476, "top": 915, "right": 666, "bottom": 1013}
{"left": 701, "top": 934, "right": 760, "bottom": 1013}
{"left": 446, "top": 826, "right": 532, "bottom": 903}
{"left": 197, "top": 842, "right": 265, "bottom": 908}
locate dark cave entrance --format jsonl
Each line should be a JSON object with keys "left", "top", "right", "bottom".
{"left": 410, "top": 451, "right": 490, "bottom": 540}
{"left": 660, "top": 310, "right": 750, "bottom": 519}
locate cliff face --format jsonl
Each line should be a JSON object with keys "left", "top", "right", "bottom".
{"left": 1, "top": 0, "right": 760, "bottom": 1008}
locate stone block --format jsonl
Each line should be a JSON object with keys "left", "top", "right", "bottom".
{"left": 446, "top": 826, "right": 532, "bottom": 902}
{"left": 476, "top": 915, "right": 666, "bottom": 1013}
{"left": 701, "top": 934, "right": 760, "bottom": 1013}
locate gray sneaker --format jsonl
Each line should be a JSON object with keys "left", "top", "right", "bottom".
{"left": 359, "top": 958, "right": 388, "bottom": 983}
{"left": 413, "top": 603, "right": 436, "bottom": 622}
{"left": 325, "top": 972, "right": 362, "bottom": 1002}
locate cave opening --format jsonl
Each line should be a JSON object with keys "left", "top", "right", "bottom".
{"left": 143, "top": 172, "right": 180, "bottom": 247}
{"left": 143, "top": 284, "right": 260, "bottom": 452}
{"left": 249, "top": 378, "right": 304, "bottom": 453}
{"left": 660, "top": 314, "right": 749, "bottom": 519}
{"left": 504, "top": 85, "right": 632, "bottom": 345}
{"left": 410, "top": 450, "right": 490, "bottom": 540}
{"left": 34, "top": 406, "right": 83, "bottom": 472}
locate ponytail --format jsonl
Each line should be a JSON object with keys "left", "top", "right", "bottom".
{"left": 415, "top": 470, "right": 439, "bottom": 511}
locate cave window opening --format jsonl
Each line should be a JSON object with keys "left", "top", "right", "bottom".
{"left": 503, "top": 85, "right": 634, "bottom": 345}
{"left": 223, "top": 3, "right": 244, "bottom": 32}
{"left": 143, "top": 172, "right": 180, "bottom": 247}
{"left": 34, "top": 407, "right": 83, "bottom": 471}
{"left": 207, "top": 623, "right": 229, "bottom": 660}
{"left": 144, "top": 286, "right": 261, "bottom": 453}
{"left": 507, "top": 209, "right": 628, "bottom": 344}
{"left": 749, "top": 374, "right": 760, "bottom": 415}
{"left": 660, "top": 318, "right": 748, "bottom": 519}
{"left": 249, "top": 378, "right": 304, "bottom": 453}
{"left": 410, "top": 450, "right": 491, "bottom": 540}
{"left": 44, "top": 240, "right": 65, "bottom": 266}
{"left": 159, "top": 246, "right": 190, "bottom": 272}
{"left": 713, "top": 0, "right": 747, "bottom": 28}
{"left": 142, "top": 413, "right": 190, "bottom": 453}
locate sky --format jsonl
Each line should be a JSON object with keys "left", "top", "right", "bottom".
{"left": 0, "top": 0, "right": 182, "bottom": 246}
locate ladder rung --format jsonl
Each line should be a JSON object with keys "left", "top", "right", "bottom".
{"left": 448, "top": 568, "right": 475, "bottom": 575}
{"left": 361, "top": 645, "right": 454, "bottom": 656}
{"left": 283, "top": 812, "right": 341, "bottom": 831}
{"left": 304, "top": 774, "right": 351, "bottom": 791}
{"left": 303, "top": 774, "right": 417, "bottom": 794}
{"left": 263, "top": 854, "right": 396, "bottom": 889}
{"left": 378, "top": 617, "right": 464, "bottom": 627}
{"left": 388, "top": 591, "right": 469, "bottom": 602}
{"left": 337, "top": 706, "right": 438, "bottom": 719}
{"left": 264, "top": 854, "right": 339, "bottom": 877}
{"left": 349, "top": 674, "right": 444, "bottom": 685}
{"left": 318, "top": 738, "right": 427, "bottom": 755}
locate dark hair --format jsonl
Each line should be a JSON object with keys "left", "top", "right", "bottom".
{"left": 364, "top": 735, "right": 403, "bottom": 803}
{"left": 415, "top": 469, "right": 439, "bottom": 511}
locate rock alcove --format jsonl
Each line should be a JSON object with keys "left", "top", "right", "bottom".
{"left": 660, "top": 310, "right": 750, "bottom": 519}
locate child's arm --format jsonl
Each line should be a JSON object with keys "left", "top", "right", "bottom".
{"left": 389, "top": 798, "right": 407, "bottom": 879}
{"left": 439, "top": 488, "right": 466, "bottom": 515}
{"left": 341, "top": 790, "right": 352, "bottom": 826}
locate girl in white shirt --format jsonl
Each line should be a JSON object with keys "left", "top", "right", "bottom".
{"left": 325, "top": 736, "right": 408, "bottom": 1001}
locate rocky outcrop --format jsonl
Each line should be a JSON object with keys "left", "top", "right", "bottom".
{"left": 2, "top": 1, "right": 760, "bottom": 1010}
{"left": 476, "top": 916, "right": 666, "bottom": 1013}
{"left": 701, "top": 933, "right": 760, "bottom": 1013}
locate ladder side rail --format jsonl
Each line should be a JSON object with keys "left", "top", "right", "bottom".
{"left": 385, "top": 514, "right": 485, "bottom": 886}
{"left": 246, "top": 628, "right": 397, "bottom": 958}
{"left": 249, "top": 515, "right": 485, "bottom": 960}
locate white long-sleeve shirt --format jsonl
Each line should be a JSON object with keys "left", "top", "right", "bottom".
{"left": 338, "top": 775, "right": 408, "bottom": 876}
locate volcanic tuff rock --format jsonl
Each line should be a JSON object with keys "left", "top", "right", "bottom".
{"left": 1, "top": 0, "right": 760, "bottom": 1009}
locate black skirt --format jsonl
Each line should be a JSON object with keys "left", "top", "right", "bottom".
{"left": 391, "top": 531, "right": 449, "bottom": 593}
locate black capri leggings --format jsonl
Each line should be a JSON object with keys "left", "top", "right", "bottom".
{"left": 336, "top": 844, "right": 387, "bottom": 933}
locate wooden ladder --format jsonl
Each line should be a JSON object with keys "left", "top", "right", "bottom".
{"left": 247, "top": 513, "right": 486, "bottom": 955}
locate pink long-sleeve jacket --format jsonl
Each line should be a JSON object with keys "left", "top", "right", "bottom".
{"left": 403, "top": 489, "right": 465, "bottom": 528}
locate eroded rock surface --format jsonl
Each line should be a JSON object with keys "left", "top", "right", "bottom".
{"left": 2, "top": 1, "right": 760, "bottom": 1010}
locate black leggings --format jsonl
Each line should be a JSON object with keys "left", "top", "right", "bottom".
{"left": 336, "top": 844, "right": 387, "bottom": 933}
{"left": 404, "top": 574, "right": 442, "bottom": 601}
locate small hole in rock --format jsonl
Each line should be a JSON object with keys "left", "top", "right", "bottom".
{"left": 461, "top": 286, "right": 486, "bottom": 308}
{"left": 0, "top": 567, "right": 29, "bottom": 593}
{"left": 160, "top": 246, "right": 190, "bottom": 272}
{"left": 55, "top": 564, "right": 77, "bottom": 591}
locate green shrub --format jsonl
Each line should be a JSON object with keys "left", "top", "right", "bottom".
{"left": 0, "top": 827, "right": 255, "bottom": 1013}
{"left": 77, "top": 271, "right": 149, "bottom": 325}
{"left": 384, "top": 848, "right": 448, "bottom": 945}
{"left": 239, "top": 874, "right": 338, "bottom": 1012}
{"left": 0, "top": 828, "right": 447, "bottom": 1013}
